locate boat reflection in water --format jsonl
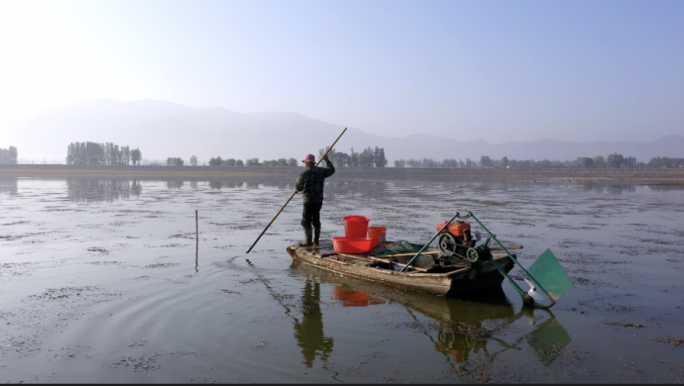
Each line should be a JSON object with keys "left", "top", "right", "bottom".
{"left": 426, "top": 289, "right": 517, "bottom": 363}
{"left": 292, "top": 260, "right": 571, "bottom": 367}
{"left": 427, "top": 297, "right": 572, "bottom": 366}
{"left": 331, "top": 286, "right": 386, "bottom": 307}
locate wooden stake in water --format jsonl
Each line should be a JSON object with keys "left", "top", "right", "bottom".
{"left": 195, "top": 209, "right": 199, "bottom": 271}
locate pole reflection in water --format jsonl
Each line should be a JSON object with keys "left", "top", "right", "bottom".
{"left": 294, "top": 281, "right": 334, "bottom": 368}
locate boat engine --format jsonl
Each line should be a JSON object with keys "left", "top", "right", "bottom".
{"left": 436, "top": 221, "right": 490, "bottom": 263}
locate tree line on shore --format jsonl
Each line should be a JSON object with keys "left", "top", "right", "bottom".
{"left": 394, "top": 153, "right": 684, "bottom": 169}
{"left": 202, "top": 146, "right": 388, "bottom": 168}
{"left": 55, "top": 143, "right": 388, "bottom": 167}
{"left": 646, "top": 157, "right": 684, "bottom": 168}
{"left": 7, "top": 141, "right": 679, "bottom": 169}
{"left": 0, "top": 146, "right": 18, "bottom": 164}
{"left": 164, "top": 155, "right": 202, "bottom": 166}
{"left": 319, "top": 146, "right": 388, "bottom": 167}
{"left": 206, "top": 157, "right": 296, "bottom": 167}
{"left": 66, "top": 142, "right": 142, "bottom": 165}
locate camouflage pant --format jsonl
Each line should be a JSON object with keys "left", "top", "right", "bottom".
{"left": 301, "top": 202, "right": 323, "bottom": 229}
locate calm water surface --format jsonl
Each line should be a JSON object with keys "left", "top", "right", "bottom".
{"left": 0, "top": 176, "right": 682, "bottom": 383}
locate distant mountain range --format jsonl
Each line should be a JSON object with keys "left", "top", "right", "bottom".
{"left": 7, "top": 99, "right": 684, "bottom": 163}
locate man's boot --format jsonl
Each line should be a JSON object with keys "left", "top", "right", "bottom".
{"left": 299, "top": 227, "right": 313, "bottom": 247}
{"left": 313, "top": 227, "right": 321, "bottom": 246}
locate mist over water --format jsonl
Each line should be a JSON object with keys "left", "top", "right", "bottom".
{"left": 0, "top": 176, "right": 682, "bottom": 383}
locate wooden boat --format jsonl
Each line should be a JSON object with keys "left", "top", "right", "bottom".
{"left": 286, "top": 239, "right": 516, "bottom": 296}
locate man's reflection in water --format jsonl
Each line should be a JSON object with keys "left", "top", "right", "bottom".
{"left": 293, "top": 281, "right": 333, "bottom": 367}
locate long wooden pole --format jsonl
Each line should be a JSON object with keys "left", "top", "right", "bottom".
{"left": 246, "top": 127, "right": 347, "bottom": 253}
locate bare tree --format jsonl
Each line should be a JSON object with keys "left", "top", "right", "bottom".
{"left": 0, "top": 146, "right": 18, "bottom": 164}
{"left": 166, "top": 157, "right": 184, "bottom": 166}
{"left": 480, "top": 155, "right": 494, "bottom": 167}
{"left": 131, "top": 148, "right": 142, "bottom": 165}
{"left": 359, "top": 147, "right": 374, "bottom": 167}
{"left": 373, "top": 146, "right": 387, "bottom": 167}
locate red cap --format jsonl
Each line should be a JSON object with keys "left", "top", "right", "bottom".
{"left": 302, "top": 154, "right": 316, "bottom": 163}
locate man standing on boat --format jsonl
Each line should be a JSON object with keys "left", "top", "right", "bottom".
{"left": 295, "top": 153, "right": 335, "bottom": 246}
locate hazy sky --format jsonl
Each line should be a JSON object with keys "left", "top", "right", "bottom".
{"left": 1, "top": 0, "right": 683, "bottom": 143}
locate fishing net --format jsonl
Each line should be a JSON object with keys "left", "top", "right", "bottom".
{"left": 371, "top": 240, "right": 424, "bottom": 256}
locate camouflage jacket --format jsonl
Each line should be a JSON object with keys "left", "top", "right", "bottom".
{"left": 295, "top": 160, "right": 335, "bottom": 204}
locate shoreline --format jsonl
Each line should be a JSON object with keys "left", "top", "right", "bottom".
{"left": 1, "top": 164, "right": 684, "bottom": 184}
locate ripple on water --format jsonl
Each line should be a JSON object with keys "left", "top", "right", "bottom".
{"left": 1, "top": 177, "right": 683, "bottom": 383}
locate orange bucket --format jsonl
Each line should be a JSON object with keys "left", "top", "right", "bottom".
{"left": 436, "top": 221, "right": 471, "bottom": 236}
{"left": 343, "top": 216, "right": 370, "bottom": 238}
{"left": 367, "top": 226, "right": 387, "bottom": 250}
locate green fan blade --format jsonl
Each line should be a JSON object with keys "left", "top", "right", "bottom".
{"left": 528, "top": 249, "right": 573, "bottom": 301}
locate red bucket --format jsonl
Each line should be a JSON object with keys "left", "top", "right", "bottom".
{"left": 332, "top": 237, "right": 373, "bottom": 254}
{"left": 367, "top": 226, "right": 387, "bottom": 250}
{"left": 343, "top": 216, "right": 370, "bottom": 238}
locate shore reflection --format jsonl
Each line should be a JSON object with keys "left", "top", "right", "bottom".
{"left": 0, "top": 177, "right": 18, "bottom": 195}
{"left": 65, "top": 178, "right": 142, "bottom": 202}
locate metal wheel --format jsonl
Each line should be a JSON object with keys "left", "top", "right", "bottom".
{"left": 466, "top": 247, "right": 479, "bottom": 262}
{"left": 438, "top": 233, "right": 457, "bottom": 257}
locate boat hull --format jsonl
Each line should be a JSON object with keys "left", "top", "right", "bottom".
{"left": 287, "top": 241, "right": 516, "bottom": 296}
